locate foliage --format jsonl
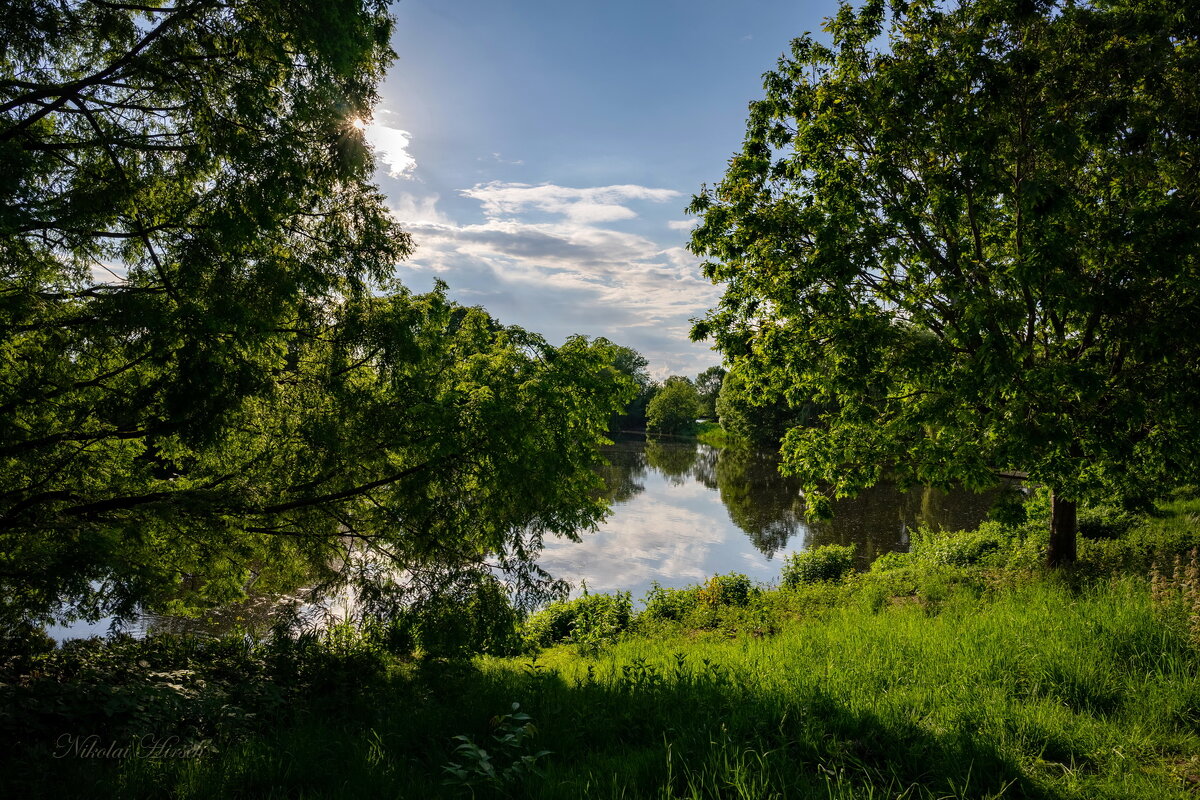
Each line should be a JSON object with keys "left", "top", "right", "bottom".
{"left": 0, "top": 623, "right": 390, "bottom": 759}
{"left": 442, "top": 703, "right": 551, "bottom": 793}
{"left": 8, "top": 500, "right": 1200, "bottom": 797}
{"left": 781, "top": 544, "right": 857, "bottom": 587}
{"left": 14, "top": 574, "right": 1200, "bottom": 798}
{"left": 0, "top": 1, "right": 634, "bottom": 627}
{"left": 688, "top": 0, "right": 1200, "bottom": 565}
{"left": 1150, "top": 549, "right": 1200, "bottom": 647}
{"left": 646, "top": 376, "right": 701, "bottom": 436}
{"left": 1078, "top": 504, "right": 1146, "bottom": 540}
{"left": 693, "top": 366, "right": 726, "bottom": 419}
{"left": 400, "top": 574, "right": 523, "bottom": 659}
{"left": 521, "top": 592, "right": 633, "bottom": 650}
{"left": 594, "top": 339, "right": 654, "bottom": 430}
{"left": 912, "top": 522, "right": 1039, "bottom": 569}
{"left": 640, "top": 583, "right": 702, "bottom": 623}
{"left": 714, "top": 365, "right": 814, "bottom": 449}
{"left": 697, "top": 573, "right": 756, "bottom": 607}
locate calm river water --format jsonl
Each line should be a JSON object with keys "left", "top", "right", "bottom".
{"left": 540, "top": 437, "right": 997, "bottom": 602}
{"left": 49, "top": 437, "right": 997, "bottom": 639}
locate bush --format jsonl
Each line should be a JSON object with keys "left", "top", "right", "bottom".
{"left": 908, "top": 521, "right": 1042, "bottom": 570}
{"left": 1077, "top": 504, "right": 1144, "bottom": 540}
{"left": 916, "top": 525, "right": 1004, "bottom": 567}
{"left": 780, "top": 544, "right": 857, "bottom": 587}
{"left": 521, "top": 592, "right": 632, "bottom": 650}
{"left": 408, "top": 576, "right": 522, "bottom": 658}
{"left": 697, "top": 573, "right": 757, "bottom": 607}
{"left": 868, "top": 550, "right": 914, "bottom": 572}
{"left": 640, "top": 583, "right": 701, "bottom": 623}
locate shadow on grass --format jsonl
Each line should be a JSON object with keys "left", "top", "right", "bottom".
{"left": 5, "top": 652, "right": 1061, "bottom": 800}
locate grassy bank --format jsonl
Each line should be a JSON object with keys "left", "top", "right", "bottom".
{"left": 695, "top": 420, "right": 737, "bottom": 449}
{"left": 4, "top": 494, "right": 1200, "bottom": 799}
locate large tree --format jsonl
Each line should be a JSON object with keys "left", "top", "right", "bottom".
{"left": 0, "top": 0, "right": 632, "bottom": 628}
{"left": 689, "top": 0, "right": 1200, "bottom": 565}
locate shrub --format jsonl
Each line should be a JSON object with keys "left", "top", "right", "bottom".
{"left": 869, "top": 550, "right": 914, "bottom": 572}
{"left": 1077, "top": 504, "right": 1144, "bottom": 540}
{"left": 521, "top": 592, "right": 632, "bottom": 650}
{"left": 640, "top": 583, "right": 701, "bottom": 623}
{"left": 408, "top": 576, "right": 522, "bottom": 658}
{"left": 697, "top": 573, "right": 756, "bottom": 607}
{"left": 780, "top": 544, "right": 857, "bottom": 587}
{"left": 916, "top": 526, "right": 1004, "bottom": 567}
{"left": 908, "top": 521, "right": 1042, "bottom": 570}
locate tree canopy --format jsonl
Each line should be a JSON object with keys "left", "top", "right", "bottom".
{"left": 715, "top": 366, "right": 818, "bottom": 449}
{"left": 646, "top": 376, "right": 701, "bottom": 436}
{"left": 694, "top": 366, "right": 726, "bottom": 418}
{"left": 689, "top": 0, "right": 1200, "bottom": 564}
{"left": 0, "top": 0, "right": 633, "bottom": 627}
{"left": 594, "top": 338, "right": 656, "bottom": 431}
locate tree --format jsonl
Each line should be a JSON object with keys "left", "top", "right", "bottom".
{"left": 688, "top": 0, "right": 1200, "bottom": 566}
{"left": 0, "top": 1, "right": 634, "bottom": 628}
{"left": 715, "top": 366, "right": 818, "bottom": 449}
{"left": 646, "top": 376, "right": 701, "bottom": 436}
{"left": 694, "top": 366, "right": 726, "bottom": 418}
{"left": 594, "top": 339, "right": 655, "bottom": 431}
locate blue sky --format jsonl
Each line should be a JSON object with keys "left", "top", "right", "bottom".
{"left": 365, "top": 0, "right": 841, "bottom": 377}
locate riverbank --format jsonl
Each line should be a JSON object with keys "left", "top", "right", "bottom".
{"left": 4, "top": 491, "right": 1200, "bottom": 798}
{"left": 694, "top": 420, "right": 735, "bottom": 448}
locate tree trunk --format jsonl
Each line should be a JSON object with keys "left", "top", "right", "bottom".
{"left": 1047, "top": 491, "right": 1077, "bottom": 567}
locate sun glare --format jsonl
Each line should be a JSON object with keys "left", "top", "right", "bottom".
{"left": 349, "top": 117, "right": 366, "bottom": 131}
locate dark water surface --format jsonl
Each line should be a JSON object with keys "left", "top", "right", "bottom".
{"left": 539, "top": 437, "right": 998, "bottom": 601}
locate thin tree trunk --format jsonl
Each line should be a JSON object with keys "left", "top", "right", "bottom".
{"left": 1047, "top": 491, "right": 1077, "bottom": 567}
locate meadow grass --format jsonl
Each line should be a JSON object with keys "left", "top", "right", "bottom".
{"left": 6, "top": 496, "right": 1200, "bottom": 799}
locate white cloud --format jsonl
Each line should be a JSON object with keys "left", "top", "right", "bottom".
{"left": 88, "top": 261, "right": 127, "bottom": 286}
{"left": 364, "top": 121, "right": 417, "bottom": 178}
{"left": 388, "top": 193, "right": 451, "bottom": 226}
{"left": 461, "top": 181, "right": 680, "bottom": 224}
{"left": 667, "top": 219, "right": 694, "bottom": 231}
{"left": 392, "top": 182, "right": 721, "bottom": 374}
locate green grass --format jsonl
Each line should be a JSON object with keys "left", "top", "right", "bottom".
{"left": 695, "top": 421, "right": 738, "bottom": 449}
{"left": 6, "top": 496, "right": 1200, "bottom": 799}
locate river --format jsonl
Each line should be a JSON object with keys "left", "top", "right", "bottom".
{"left": 539, "top": 437, "right": 997, "bottom": 602}
{"left": 48, "top": 436, "right": 997, "bottom": 639}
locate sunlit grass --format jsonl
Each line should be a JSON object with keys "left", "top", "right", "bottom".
{"left": 11, "top": 496, "right": 1200, "bottom": 799}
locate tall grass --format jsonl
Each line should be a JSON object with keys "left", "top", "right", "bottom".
{"left": 7, "top": 496, "right": 1200, "bottom": 799}
{"left": 15, "top": 578, "right": 1198, "bottom": 799}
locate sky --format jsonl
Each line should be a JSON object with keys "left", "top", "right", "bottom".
{"left": 366, "top": 0, "right": 842, "bottom": 378}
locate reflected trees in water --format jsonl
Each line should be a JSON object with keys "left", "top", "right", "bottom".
{"left": 644, "top": 438, "right": 700, "bottom": 485}
{"left": 598, "top": 439, "right": 998, "bottom": 566}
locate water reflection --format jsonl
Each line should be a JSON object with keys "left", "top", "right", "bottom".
{"left": 51, "top": 438, "right": 999, "bottom": 639}
{"left": 711, "top": 448, "right": 808, "bottom": 559}
{"left": 543, "top": 437, "right": 997, "bottom": 599}
{"left": 644, "top": 438, "right": 699, "bottom": 484}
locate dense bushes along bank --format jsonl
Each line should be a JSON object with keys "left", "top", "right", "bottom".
{"left": 4, "top": 490, "right": 1200, "bottom": 798}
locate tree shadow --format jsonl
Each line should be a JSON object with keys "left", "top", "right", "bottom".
{"left": 444, "top": 656, "right": 1062, "bottom": 800}
{"left": 3, "top": 643, "right": 1081, "bottom": 799}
